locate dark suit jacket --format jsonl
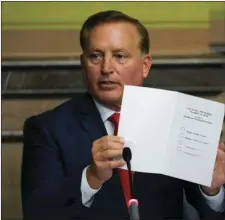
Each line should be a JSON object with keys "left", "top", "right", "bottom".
{"left": 21, "top": 93, "right": 225, "bottom": 220}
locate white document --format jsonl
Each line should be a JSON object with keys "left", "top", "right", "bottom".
{"left": 118, "top": 85, "right": 225, "bottom": 186}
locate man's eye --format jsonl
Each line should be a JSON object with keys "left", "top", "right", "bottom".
{"left": 90, "top": 53, "right": 103, "bottom": 60}
{"left": 114, "top": 54, "right": 127, "bottom": 60}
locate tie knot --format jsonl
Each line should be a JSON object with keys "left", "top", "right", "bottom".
{"left": 108, "top": 113, "right": 120, "bottom": 132}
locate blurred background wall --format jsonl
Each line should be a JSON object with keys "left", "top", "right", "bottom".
{"left": 2, "top": 2, "right": 225, "bottom": 58}
{"left": 1, "top": 2, "right": 225, "bottom": 220}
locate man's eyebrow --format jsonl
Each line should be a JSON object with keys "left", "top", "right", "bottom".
{"left": 88, "top": 48, "right": 104, "bottom": 53}
{"left": 87, "top": 48, "right": 129, "bottom": 54}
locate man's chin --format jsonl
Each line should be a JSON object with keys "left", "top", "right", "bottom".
{"left": 95, "top": 92, "right": 122, "bottom": 107}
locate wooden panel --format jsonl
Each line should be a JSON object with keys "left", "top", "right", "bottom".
{"left": 215, "top": 91, "right": 225, "bottom": 103}
{"left": 2, "top": 143, "right": 23, "bottom": 220}
{"left": 210, "top": 20, "right": 225, "bottom": 43}
{"left": 2, "top": 99, "right": 67, "bottom": 130}
{"left": 2, "top": 28, "right": 211, "bottom": 59}
{"left": 1, "top": 30, "right": 81, "bottom": 59}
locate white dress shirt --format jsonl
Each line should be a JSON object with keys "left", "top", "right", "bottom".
{"left": 80, "top": 99, "right": 225, "bottom": 212}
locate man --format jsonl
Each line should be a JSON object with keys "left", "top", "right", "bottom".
{"left": 21, "top": 10, "right": 225, "bottom": 220}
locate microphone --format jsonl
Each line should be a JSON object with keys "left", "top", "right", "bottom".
{"left": 123, "top": 147, "right": 140, "bottom": 220}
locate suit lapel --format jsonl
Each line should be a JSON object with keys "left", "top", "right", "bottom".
{"left": 73, "top": 93, "right": 107, "bottom": 142}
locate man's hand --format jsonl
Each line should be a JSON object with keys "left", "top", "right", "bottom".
{"left": 86, "top": 136, "right": 126, "bottom": 189}
{"left": 202, "top": 142, "right": 225, "bottom": 196}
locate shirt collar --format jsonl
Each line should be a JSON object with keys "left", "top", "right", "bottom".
{"left": 93, "top": 98, "right": 118, "bottom": 122}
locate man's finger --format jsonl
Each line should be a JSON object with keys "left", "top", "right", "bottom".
{"left": 102, "top": 136, "right": 125, "bottom": 144}
{"left": 100, "top": 140, "right": 124, "bottom": 152}
{"left": 92, "top": 141, "right": 124, "bottom": 156}
{"left": 107, "top": 159, "right": 126, "bottom": 169}
{"left": 97, "top": 148, "right": 123, "bottom": 160}
{"left": 215, "top": 148, "right": 225, "bottom": 161}
{"left": 94, "top": 136, "right": 124, "bottom": 145}
{"left": 218, "top": 141, "right": 225, "bottom": 152}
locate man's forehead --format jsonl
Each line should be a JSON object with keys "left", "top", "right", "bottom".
{"left": 90, "top": 21, "right": 137, "bottom": 33}
{"left": 87, "top": 22, "right": 140, "bottom": 46}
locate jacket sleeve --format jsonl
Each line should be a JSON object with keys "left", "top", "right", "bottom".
{"left": 184, "top": 181, "right": 225, "bottom": 220}
{"left": 21, "top": 116, "right": 89, "bottom": 220}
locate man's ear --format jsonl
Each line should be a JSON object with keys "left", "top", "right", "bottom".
{"left": 142, "top": 53, "right": 152, "bottom": 79}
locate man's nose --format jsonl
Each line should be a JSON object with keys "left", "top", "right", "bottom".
{"left": 101, "top": 56, "right": 114, "bottom": 75}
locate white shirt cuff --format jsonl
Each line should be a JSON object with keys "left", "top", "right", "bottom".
{"left": 80, "top": 166, "right": 101, "bottom": 207}
{"left": 199, "top": 185, "right": 225, "bottom": 212}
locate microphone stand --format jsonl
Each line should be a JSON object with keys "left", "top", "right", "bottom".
{"left": 126, "top": 156, "right": 134, "bottom": 198}
{"left": 123, "top": 147, "right": 140, "bottom": 220}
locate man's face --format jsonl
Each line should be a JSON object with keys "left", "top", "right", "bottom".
{"left": 81, "top": 21, "right": 152, "bottom": 109}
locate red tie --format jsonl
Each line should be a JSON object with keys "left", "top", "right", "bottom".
{"left": 108, "top": 113, "right": 134, "bottom": 208}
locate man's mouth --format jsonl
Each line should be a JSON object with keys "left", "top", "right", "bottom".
{"left": 99, "top": 81, "right": 118, "bottom": 89}
{"left": 99, "top": 81, "right": 116, "bottom": 84}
